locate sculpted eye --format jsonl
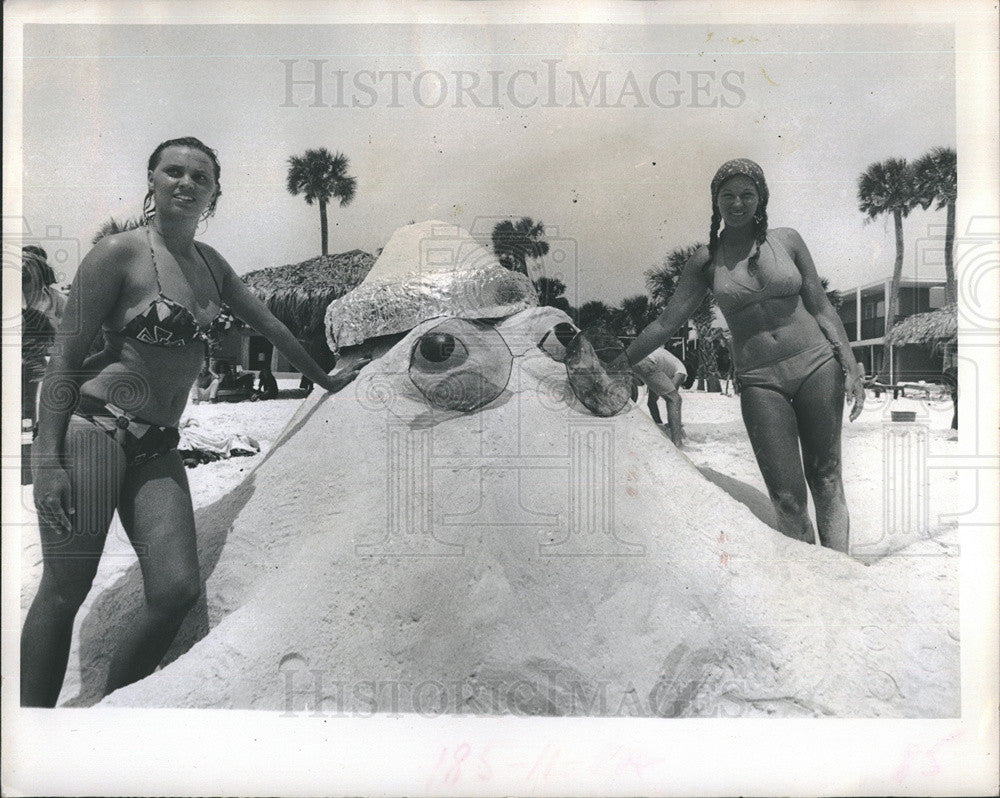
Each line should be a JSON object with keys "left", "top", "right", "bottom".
{"left": 537, "top": 321, "right": 579, "bottom": 363}
{"left": 564, "top": 325, "right": 633, "bottom": 417}
{"left": 412, "top": 329, "right": 470, "bottom": 372}
{"left": 409, "top": 318, "right": 513, "bottom": 412}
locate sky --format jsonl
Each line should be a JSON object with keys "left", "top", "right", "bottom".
{"left": 19, "top": 21, "right": 956, "bottom": 306}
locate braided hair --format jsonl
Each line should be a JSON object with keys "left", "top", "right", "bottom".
{"left": 143, "top": 136, "right": 222, "bottom": 221}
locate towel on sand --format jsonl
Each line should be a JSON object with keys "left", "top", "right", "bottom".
{"left": 178, "top": 418, "right": 260, "bottom": 467}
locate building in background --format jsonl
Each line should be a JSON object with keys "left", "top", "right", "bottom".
{"left": 832, "top": 276, "right": 948, "bottom": 382}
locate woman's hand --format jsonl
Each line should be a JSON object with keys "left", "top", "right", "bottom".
{"left": 846, "top": 369, "right": 866, "bottom": 422}
{"left": 318, "top": 356, "right": 371, "bottom": 394}
{"left": 32, "top": 460, "right": 74, "bottom": 533}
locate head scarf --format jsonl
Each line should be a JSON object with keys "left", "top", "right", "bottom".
{"left": 710, "top": 158, "right": 769, "bottom": 207}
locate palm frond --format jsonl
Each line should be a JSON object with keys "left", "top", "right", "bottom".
{"left": 857, "top": 157, "right": 917, "bottom": 220}
{"left": 912, "top": 146, "right": 957, "bottom": 211}
{"left": 91, "top": 215, "right": 147, "bottom": 245}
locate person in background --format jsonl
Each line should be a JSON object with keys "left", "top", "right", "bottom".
{"left": 216, "top": 362, "right": 236, "bottom": 391}
{"left": 941, "top": 341, "right": 957, "bottom": 430}
{"left": 254, "top": 363, "right": 279, "bottom": 400}
{"left": 233, "top": 365, "right": 255, "bottom": 395}
{"left": 190, "top": 363, "right": 221, "bottom": 404}
{"left": 682, "top": 346, "right": 698, "bottom": 390}
{"left": 716, "top": 338, "right": 735, "bottom": 396}
{"left": 632, "top": 345, "right": 688, "bottom": 446}
{"left": 22, "top": 247, "right": 67, "bottom": 428}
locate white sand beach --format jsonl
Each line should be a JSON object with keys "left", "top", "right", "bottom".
{"left": 18, "top": 319, "right": 959, "bottom": 716}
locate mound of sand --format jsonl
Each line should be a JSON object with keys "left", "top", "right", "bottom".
{"left": 91, "top": 308, "right": 956, "bottom": 716}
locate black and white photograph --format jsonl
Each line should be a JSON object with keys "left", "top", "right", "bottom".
{"left": 3, "top": 1, "right": 997, "bottom": 795}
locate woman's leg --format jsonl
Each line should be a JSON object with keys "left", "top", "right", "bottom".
{"left": 793, "top": 358, "right": 850, "bottom": 553}
{"left": 740, "top": 387, "right": 816, "bottom": 544}
{"left": 103, "top": 450, "right": 200, "bottom": 695}
{"left": 20, "top": 418, "right": 124, "bottom": 706}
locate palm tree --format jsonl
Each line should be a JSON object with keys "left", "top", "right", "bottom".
{"left": 820, "top": 277, "right": 843, "bottom": 309}
{"left": 857, "top": 158, "right": 917, "bottom": 380}
{"left": 533, "top": 276, "right": 573, "bottom": 315}
{"left": 91, "top": 215, "right": 147, "bottom": 245}
{"left": 646, "top": 243, "right": 722, "bottom": 388}
{"left": 913, "top": 147, "right": 957, "bottom": 305}
{"left": 616, "top": 294, "right": 657, "bottom": 339}
{"left": 534, "top": 276, "right": 566, "bottom": 305}
{"left": 286, "top": 148, "right": 357, "bottom": 256}
{"left": 491, "top": 217, "right": 550, "bottom": 276}
{"left": 576, "top": 299, "right": 615, "bottom": 331}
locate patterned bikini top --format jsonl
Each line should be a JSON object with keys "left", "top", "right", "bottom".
{"left": 112, "top": 228, "right": 237, "bottom": 348}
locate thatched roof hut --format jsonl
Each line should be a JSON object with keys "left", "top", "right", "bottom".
{"left": 242, "top": 250, "right": 375, "bottom": 338}
{"left": 886, "top": 304, "right": 957, "bottom": 348}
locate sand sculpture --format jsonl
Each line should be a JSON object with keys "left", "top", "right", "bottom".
{"left": 77, "top": 222, "right": 957, "bottom": 716}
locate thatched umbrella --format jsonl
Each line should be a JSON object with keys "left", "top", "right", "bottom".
{"left": 242, "top": 250, "right": 375, "bottom": 339}
{"left": 886, "top": 303, "right": 958, "bottom": 429}
{"left": 885, "top": 303, "right": 957, "bottom": 348}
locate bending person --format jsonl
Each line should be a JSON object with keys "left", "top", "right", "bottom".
{"left": 627, "top": 159, "right": 865, "bottom": 553}
{"left": 633, "top": 346, "right": 687, "bottom": 446}
{"left": 22, "top": 137, "right": 367, "bottom": 707}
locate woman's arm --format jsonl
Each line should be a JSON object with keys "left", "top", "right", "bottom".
{"left": 780, "top": 228, "right": 866, "bottom": 420}
{"left": 33, "top": 236, "right": 130, "bottom": 529}
{"left": 626, "top": 247, "right": 711, "bottom": 366}
{"left": 208, "top": 249, "right": 367, "bottom": 392}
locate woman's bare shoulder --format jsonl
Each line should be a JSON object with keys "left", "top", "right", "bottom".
{"left": 79, "top": 229, "right": 145, "bottom": 276}
{"left": 194, "top": 240, "right": 234, "bottom": 272}
{"left": 685, "top": 245, "right": 713, "bottom": 280}
{"left": 688, "top": 244, "right": 712, "bottom": 266}
{"left": 769, "top": 227, "right": 805, "bottom": 247}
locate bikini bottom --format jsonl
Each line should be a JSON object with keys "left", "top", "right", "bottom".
{"left": 72, "top": 395, "right": 180, "bottom": 467}
{"left": 737, "top": 343, "right": 837, "bottom": 400}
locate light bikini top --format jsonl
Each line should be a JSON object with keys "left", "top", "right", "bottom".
{"left": 710, "top": 236, "right": 802, "bottom": 317}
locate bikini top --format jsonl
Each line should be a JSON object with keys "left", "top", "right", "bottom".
{"left": 710, "top": 235, "right": 802, "bottom": 318}
{"left": 110, "top": 228, "right": 237, "bottom": 348}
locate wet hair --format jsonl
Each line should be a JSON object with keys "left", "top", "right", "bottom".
{"left": 143, "top": 136, "right": 222, "bottom": 220}
{"left": 707, "top": 159, "right": 769, "bottom": 269}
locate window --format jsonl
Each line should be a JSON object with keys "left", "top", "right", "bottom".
{"left": 929, "top": 286, "right": 945, "bottom": 309}
{"left": 863, "top": 300, "right": 885, "bottom": 320}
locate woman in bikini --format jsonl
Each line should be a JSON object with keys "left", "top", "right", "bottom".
{"left": 628, "top": 158, "right": 865, "bottom": 553}
{"left": 22, "top": 137, "right": 367, "bottom": 706}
